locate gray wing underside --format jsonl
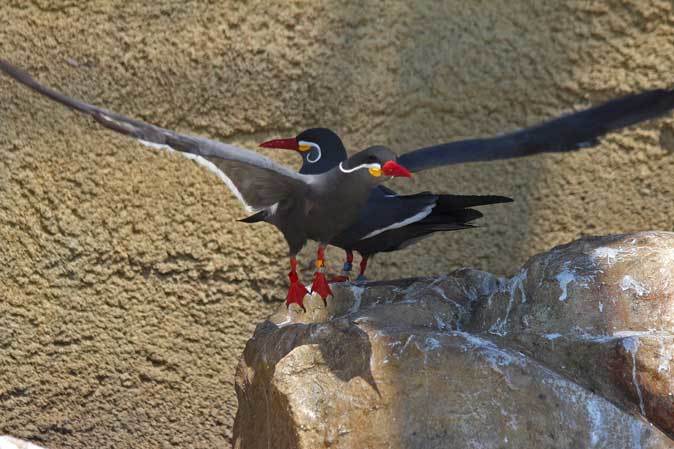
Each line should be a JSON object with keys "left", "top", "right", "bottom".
{"left": 0, "top": 59, "right": 308, "bottom": 212}
{"left": 205, "top": 158, "right": 307, "bottom": 212}
{"left": 398, "top": 88, "right": 674, "bottom": 172}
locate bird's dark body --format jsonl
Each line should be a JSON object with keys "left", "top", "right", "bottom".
{"left": 239, "top": 146, "right": 400, "bottom": 255}
{"left": 303, "top": 169, "right": 375, "bottom": 245}
{"left": 291, "top": 131, "right": 512, "bottom": 260}
{"left": 288, "top": 86, "right": 674, "bottom": 266}
{"left": 330, "top": 190, "right": 500, "bottom": 255}
{"left": 256, "top": 166, "right": 377, "bottom": 255}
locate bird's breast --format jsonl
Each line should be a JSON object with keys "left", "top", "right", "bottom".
{"left": 303, "top": 186, "right": 371, "bottom": 243}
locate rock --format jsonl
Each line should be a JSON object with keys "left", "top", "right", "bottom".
{"left": 233, "top": 232, "right": 674, "bottom": 449}
{"left": 0, "top": 437, "right": 48, "bottom": 449}
{"left": 467, "top": 231, "right": 674, "bottom": 435}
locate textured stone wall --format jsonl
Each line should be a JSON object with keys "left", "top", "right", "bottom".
{"left": 0, "top": 1, "right": 672, "bottom": 448}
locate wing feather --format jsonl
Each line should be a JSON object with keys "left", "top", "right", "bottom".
{"left": 0, "top": 59, "right": 308, "bottom": 212}
{"left": 398, "top": 88, "right": 674, "bottom": 172}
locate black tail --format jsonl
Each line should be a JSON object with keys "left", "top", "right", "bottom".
{"left": 432, "top": 194, "right": 513, "bottom": 213}
{"left": 413, "top": 194, "right": 512, "bottom": 229}
{"left": 409, "top": 207, "right": 481, "bottom": 229}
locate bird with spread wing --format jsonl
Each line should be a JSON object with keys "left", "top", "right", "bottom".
{"left": 0, "top": 60, "right": 412, "bottom": 310}
{"left": 2, "top": 59, "right": 674, "bottom": 309}
{"left": 258, "top": 83, "right": 674, "bottom": 278}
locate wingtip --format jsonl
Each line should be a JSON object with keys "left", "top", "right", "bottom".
{"left": 0, "top": 59, "right": 33, "bottom": 85}
{"left": 0, "top": 58, "right": 16, "bottom": 76}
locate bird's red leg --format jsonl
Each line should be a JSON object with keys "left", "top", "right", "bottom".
{"left": 356, "top": 255, "right": 369, "bottom": 281}
{"left": 286, "top": 257, "right": 309, "bottom": 311}
{"left": 311, "top": 245, "right": 333, "bottom": 303}
{"left": 329, "top": 250, "right": 353, "bottom": 283}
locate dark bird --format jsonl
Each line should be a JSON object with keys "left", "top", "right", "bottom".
{"left": 261, "top": 129, "right": 512, "bottom": 280}
{"left": 0, "top": 60, "right": 412, "bottom": 310}
{"left": 4, "top": 59, "right": 674, "bottom": 303}
{"left": 260, "top": 80, "right": 674, "bottom": 276}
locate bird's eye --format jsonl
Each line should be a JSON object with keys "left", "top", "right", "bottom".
{"left": 307, "top": 145, "right": 321, "bottom": 163}
{"left": 367, "top": 155, "right": 378, "bottom": 163}
{"left": 299, "top": 140, "right": 322, "bottom": 163}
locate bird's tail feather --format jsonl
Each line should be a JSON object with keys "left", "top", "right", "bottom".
{"left": 415, "top": 207, "right": 483, "bottom": 227}
{"left": 433, "top": 194, "right": 513, "bottom": 212}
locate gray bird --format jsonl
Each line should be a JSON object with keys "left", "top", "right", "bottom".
{"left": 261, "top": 81, "right": 674, "bottom": 277}
{"left": 260, "top": 129, "right": 512, "bottom": 280}
{"left": 4, "top": 59, "right": 674, "bottom": 304}
{"left": 0, "top": 60, "right": 412, "bottom": 309}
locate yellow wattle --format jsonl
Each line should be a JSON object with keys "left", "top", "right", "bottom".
{"left": 369, "top": 167, "right": 382, "bottom": 177}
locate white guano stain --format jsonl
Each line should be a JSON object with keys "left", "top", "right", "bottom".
{"left": 586, "top": 397, "right": 605, "bottom": 447}
{"left": 622, "top": 337, "right": 646, "bottom": 416}
{"left": 556, "top": 269, "right": 575, "bottom": 302}
{"left": 555, "top": 263, "right": 592, "bottom": 302}
{"left": 566, "top": 329, "right": 674, "bottom": 352}
{"left": 489, "top": 270, "right": 527, "bottom": 336}
{"left": 349, "top": 285, "right": 364, "bottom": 313}
{"left": 545, "top": 372, "right": 653, "bottom": 449}
{"left": 453, "top": 331, "right": 526, "bottom": 375}
{"left": 591, "top": 246, "right": 622, "bottom": 265}
{"left": 658, "top": 338, "right": 672, "bottom": 374}
{"left": 425, "top": 337, "right": 441, "bottom": 351}
{"left": 619, "top": 275, "right": 649, "bottom": 297}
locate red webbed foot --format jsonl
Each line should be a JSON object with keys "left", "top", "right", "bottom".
{"left": 286, "top": 258, "right": 308, "bottom": 311}
{"left": 286, "top": 281, "right": 309, "bottom": 311}
{"left": 311, "top": 245, "right": 333, "bottom": 303}
{"left": 311, "top": 271, "right": 332, "bottom": 302}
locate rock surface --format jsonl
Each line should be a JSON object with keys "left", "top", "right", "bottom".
{"left": 2, "top": 2, "right": 674, "bottom": 447}
{"left": 234, "top": 232, "right": 674, "bottom": 449}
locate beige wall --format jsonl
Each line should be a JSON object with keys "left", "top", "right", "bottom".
{"left": 1, "top": 1, "right": 673, "bottom": 447}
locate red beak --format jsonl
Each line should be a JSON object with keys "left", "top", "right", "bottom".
{"left": 259, "top": 137, "right": 299, "bottom": 151}
{"left": 382, "top": 160, "right": 412, "bottom": 178}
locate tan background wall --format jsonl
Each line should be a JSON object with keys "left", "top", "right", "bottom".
{"left": 1, "top": 1, "right": 673, "bottom": 448}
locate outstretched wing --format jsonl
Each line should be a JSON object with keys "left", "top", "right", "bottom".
{"left": 398, "top": 89, "right": 674, "bottom": 173}
{"left": 0, "top": 60, "right": 308, "bottom": 213}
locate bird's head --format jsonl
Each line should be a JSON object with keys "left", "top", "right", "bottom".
{"left": 339, "top": 146, "right": 412, "bottom": 183}
{"left": 259, "top": 128, "right": 347, "bottom": 175}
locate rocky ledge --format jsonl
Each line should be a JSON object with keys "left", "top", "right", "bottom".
{"left": 233, "top": 232, "right": 674, "bottom": 449}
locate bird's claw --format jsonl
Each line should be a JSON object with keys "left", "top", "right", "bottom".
{"left": 356, "top": 274, "right": 368, "bottom": 282}
{"left": 311, "top": 271, "right": 332, "bottom": 303}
